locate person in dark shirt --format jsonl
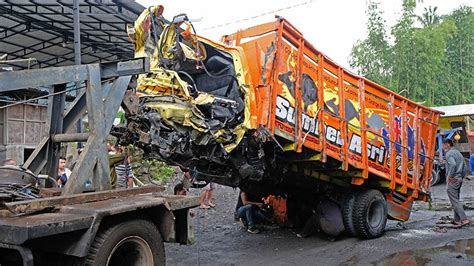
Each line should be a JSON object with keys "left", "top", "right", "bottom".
{"left": 236, "top": 190, "right": 266, "bottom": 234}
{"left": 443, "top": 139, "right": 470, "bottom": 228}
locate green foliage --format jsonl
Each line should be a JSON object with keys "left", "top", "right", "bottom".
{"left": 127, "top": 145, "right": 174, "bottom": 184}
{"left": 417, "top": 6, "right": 441, "bottom": 27}
{"left": 350, "top": 2, "right": 473, "bottom": 106}
{"left": 390, "top": 0, "right": 416, "bottom": 97}
{"left": 442, "top": 6, "right": 474, "bottom": 105}
{"left": 349, "top": 1, "right": 391, "bottom": 85}
{"left": 413, "top": 17, "right": 456, "bottom": 105}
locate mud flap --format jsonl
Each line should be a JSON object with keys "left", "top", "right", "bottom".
{"left": 386, "top": 193, "right": 413, "bottom": 221}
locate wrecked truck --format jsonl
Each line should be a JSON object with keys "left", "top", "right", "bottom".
{"left": 117, "top": 6, "right": 442, "bottom": 239}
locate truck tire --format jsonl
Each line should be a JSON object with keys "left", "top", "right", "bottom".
{"left": 352, "top": 189, "right": 387, "bottom": 239}
{"left": 431, "top": 168, "right": 439, "bottom": 186}
{"left": 86, "top": 217, "right": 165, "bottom": 266}
{"left": 342, "top": 192, "right": 359, "bottom": 236}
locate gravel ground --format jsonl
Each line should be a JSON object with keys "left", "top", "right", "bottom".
{"left": 164, "top": 182, "right": 474, "bottom": 265}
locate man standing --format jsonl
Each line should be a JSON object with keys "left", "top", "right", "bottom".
{"left": 115, "top": 146, "right": 134, "bottom": 189}
{"left": 199, "top": 182, "right": 215, "bottom": 209}
{"left": 443, "top": 139, "right": 470, "bottom": 228}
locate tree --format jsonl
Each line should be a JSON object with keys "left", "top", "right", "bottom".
{"left": 390, "top": 0, "right": 416, "bottom": 97}
{"left": 411, "top": 18, "right": 456, "bottom": 105}
{"left": 350, "top": 1, "right": 391, "bottom": 86}
{"left": 417, "top": 6, "right": 441, "bottom": 27}
{"left": 441, "top": 6, "right": 474, "bottom": 105}
{"left": 351, "top": 1, "right": 472, "bottom": 106}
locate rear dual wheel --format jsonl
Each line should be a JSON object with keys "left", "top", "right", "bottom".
{"left": 342, "top": 189, "right": 387, "bottom": 239}
{"left": 342, "top": 192, "right": 358, "bottom": 236}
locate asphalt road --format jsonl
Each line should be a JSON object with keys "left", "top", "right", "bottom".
{"left": 165, "top": 182, "right": 474, "bottom": 265}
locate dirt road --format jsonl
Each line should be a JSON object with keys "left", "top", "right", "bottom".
{"left": 165, "top": 183, "right": 474, "bottom": 265}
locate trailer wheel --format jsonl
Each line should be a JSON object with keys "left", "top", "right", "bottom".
{"left": 342, "top": 192, "right": 359, "bottom": 236}
{"left": 353, "top": 189, "right": 387, "bottom": 239}
{"left": 86, "top": 217, "right": 165, "bottom": 266}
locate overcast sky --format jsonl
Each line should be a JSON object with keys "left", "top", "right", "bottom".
{"left": 137, "top": 0, "right": 473, "bottom": 71}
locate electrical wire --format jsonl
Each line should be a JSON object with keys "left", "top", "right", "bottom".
{"left": 0, "top": 77, "right": 114, "bottom": 110}
{"left": 200, "top": 0, "right": 314, "bottom": 31}
{"left": 0, "top": 87, "right": 82, "bottom": 110}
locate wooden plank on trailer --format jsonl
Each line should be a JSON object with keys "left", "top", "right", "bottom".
{"left": 159, "top": 195, "right": 201, "bottom": 210}
{"left": 3, "top": 185, "right": 165, "bottom": 214}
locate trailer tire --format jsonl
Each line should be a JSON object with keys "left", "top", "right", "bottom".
{"left": 353, "top": 189, "right": 387, "bottom": 239}
{"left": 342, "top": 192, "right": 359, "bottom": 236}
{"left": 86, "top": 217, "right": 165, "bottom": 266}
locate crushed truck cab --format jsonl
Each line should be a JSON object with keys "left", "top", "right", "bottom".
{"left": 116, "top": 6, "right": 442, "bottom": 239}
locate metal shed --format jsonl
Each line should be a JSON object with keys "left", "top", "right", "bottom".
{"left": 0, "top": 0, "right": 146, "bottom": 164}
{"left": 0, "top": 0, "right": 144, "bottom": 70}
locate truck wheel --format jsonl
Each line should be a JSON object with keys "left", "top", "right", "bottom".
{"left": 86, "top": 217, "right": 165, "bottom": 266}
{"left": 431, "top": 169, "right": 439, "bottom": 186}
{"left": 353, "top": 189, "right": 387, "bottom": 239}
{"left": 342, "top": 192, "right": 359, "bottom": 236}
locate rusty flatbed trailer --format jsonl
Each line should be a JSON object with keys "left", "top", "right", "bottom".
{"left": 0, "top": 187, "right": 198, "bottom": 265}
{"left": 0, "top": 59, "right": 198, "bottom": 265}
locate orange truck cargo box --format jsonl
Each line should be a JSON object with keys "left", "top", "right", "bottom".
{"left": 222, "top": 18, "right": 441, "bottom": 199}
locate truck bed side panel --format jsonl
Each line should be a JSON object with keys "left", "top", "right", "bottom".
{"left": 232, "top": 19, "right": 440, "bottom": 197}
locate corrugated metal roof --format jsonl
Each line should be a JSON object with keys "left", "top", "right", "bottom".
{"left": 432, "top": 104, "right": 474, "bottom": 117}
{"left": 0, "top": 0, "right": 145, "bottom": 70}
